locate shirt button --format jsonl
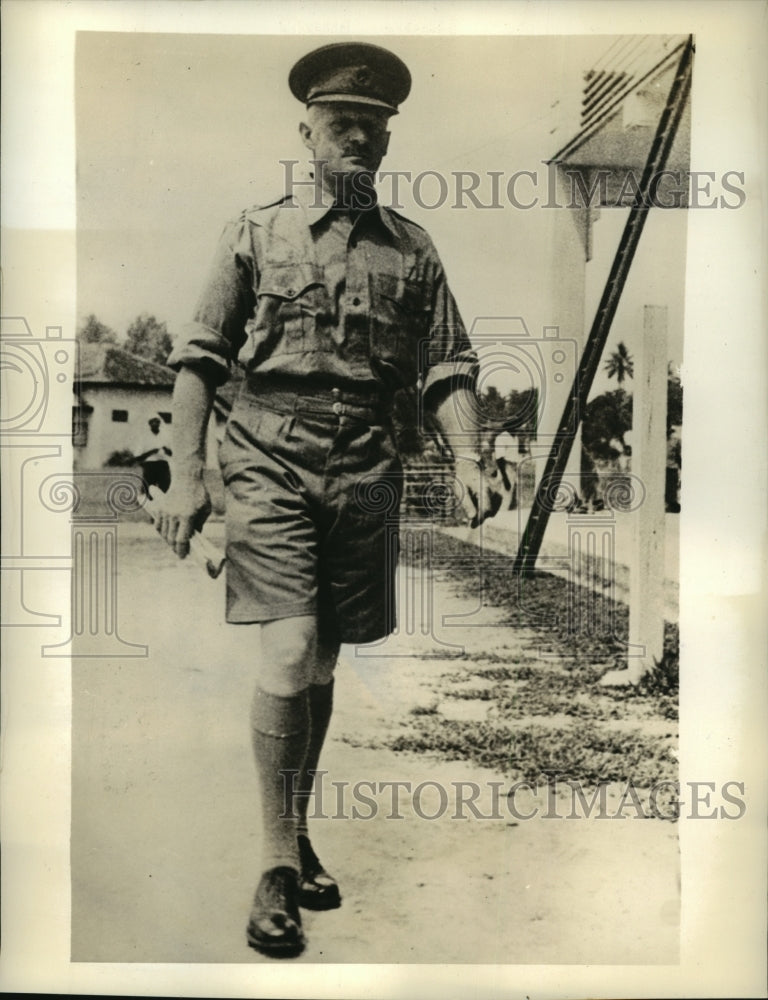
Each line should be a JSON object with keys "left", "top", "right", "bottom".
{"left": 352, "top": 296, "right": 361, "bottom": 306}
{"left": 331, "top": 387, "right": 341, "bottom": 398}
{"left": 285, "top": 288, "right": 295, "bottom": 297}
{"left": 332, "top": 401, "right": 343, "bottom": 415}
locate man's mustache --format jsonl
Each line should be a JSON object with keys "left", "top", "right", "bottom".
{"left": 341, "top": 139, "right": 374, "bottom": 157}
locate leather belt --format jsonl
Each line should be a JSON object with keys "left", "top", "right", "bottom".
{"left": 242, "top": 376, "right": 392, "bottom": 423}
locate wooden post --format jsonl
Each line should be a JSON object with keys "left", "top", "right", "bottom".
{"left": 628, "top": 305, "right": 668, "bottom": 679}
{"left": 601, "top": 305, "right": 667, "bottom": 686}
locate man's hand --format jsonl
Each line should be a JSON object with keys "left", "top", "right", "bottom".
{"left": 427, "top": 384, "right": 511, "bottom": 527}
{"left": 454, "top": 454, "right": 510, "bottom": 528}
{"left": 155, "top": 366, "right": 216, "bottom": 558}
{"left": 154, "top": 475, "right": 212, "bottom": 559}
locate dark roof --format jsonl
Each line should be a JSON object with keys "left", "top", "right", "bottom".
{"left": 77, "top": 343, "right": 176, "bottom": 388}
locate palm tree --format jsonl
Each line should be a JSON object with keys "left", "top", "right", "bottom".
{"left": 604, "top": 341, "right": 634, "bottom": 384}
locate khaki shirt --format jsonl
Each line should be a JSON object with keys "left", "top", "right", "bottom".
{"left": 168, "top": 184, "right": 477, "bottom": 399}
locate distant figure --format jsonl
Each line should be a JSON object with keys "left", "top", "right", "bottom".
{"left": 136, "top": 413, "right": 172, "bottom": 495}
{"left": 579, "top": 391, "right": 632, "bottom": 512}
{"left": 580, "top": 434, "right": 632, "bottom": 512}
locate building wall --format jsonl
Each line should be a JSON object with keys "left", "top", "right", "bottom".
{"left": 74, "top": 385, "right": 219, "bottom": 470}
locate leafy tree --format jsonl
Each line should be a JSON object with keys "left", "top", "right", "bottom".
{"left": 582, "top": 388, "right": 632, "bottom": 459}
{"left": 77, "top": 313, "right": 118, "bottom": 345}
{"left": 392, "top": 384, "right": 540, "bottom": 463}
{"left": 505, "top": 388, "right": 538, "bottom": 434}
{"left": 436, "top": 385, "right": 539, "bottom": 460}
{"left": 667, "top": 363, "right": 683, "bottom": 431}
{"left": 479, "top": 385, "right": 506, "bottom": 424}
{"left": 604, "top": 341, "right": 634, "bottom": 384}
{"left": 124, "top": 313, "right": 174, "bottom": 366}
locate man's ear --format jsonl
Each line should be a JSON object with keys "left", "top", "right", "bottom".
{"left": 299, "top": 121, "right": 314, "bottom": 151}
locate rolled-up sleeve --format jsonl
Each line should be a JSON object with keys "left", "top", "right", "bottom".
{"left": 167, "top": 216, "right": 256, "bottom": 386}
{"left": 421, "top": 258, "right": 479, "bottom": 402}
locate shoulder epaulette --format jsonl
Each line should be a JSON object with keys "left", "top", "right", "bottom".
{"left": 242, "top": 193, "right": 293, "bottom": 221}
{"left": 382, "top": 206, "right": 428, "bottom": 234}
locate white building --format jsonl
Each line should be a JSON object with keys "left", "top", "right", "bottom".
{"left": 73, "top": 343, "right": 222, "bottom": 470}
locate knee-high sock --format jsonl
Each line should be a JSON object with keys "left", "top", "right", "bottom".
{"left": 296, "top": 679, "right": 335, "bottom": 839}
{"left": 250, "top": 687, "right": 310, "bottom": 873}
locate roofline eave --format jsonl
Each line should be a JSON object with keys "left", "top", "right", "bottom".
{"left": 547, "top": 38, "right": 688, "bottom": 167}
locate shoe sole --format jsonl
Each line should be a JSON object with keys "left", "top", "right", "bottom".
{"left": 298, "top": 887, "right": 342, "bottom": 911}
{"left": 247, "top": 928, "right": 306, "bottom": 958}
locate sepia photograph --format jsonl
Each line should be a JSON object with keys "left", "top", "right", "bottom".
{"left": 1, "top": 1, "right": 765, "bottom": 997}
{"left": 69, "top": 29, "right": 691, "bottom": 965}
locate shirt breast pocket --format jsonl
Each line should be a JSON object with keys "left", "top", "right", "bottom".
{"left": 371, "top": 273, "right": 431, "bottom": 387}
{"left": 253, "top": 262, "right": 325, "bottom": 356}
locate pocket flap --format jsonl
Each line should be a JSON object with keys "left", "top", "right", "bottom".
{"left": 376, "top": 274, "right": 429, "bottom": 314}
{"left": 258, "top": 263, "right": 323, "bottom": 301}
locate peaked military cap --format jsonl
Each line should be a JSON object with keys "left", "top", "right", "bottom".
{"left": 289, "top": 42, "right": 411, "bottom": 115}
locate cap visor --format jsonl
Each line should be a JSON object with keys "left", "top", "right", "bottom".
{"left": 307, "top": 93, "right": 398, "bottom": 114}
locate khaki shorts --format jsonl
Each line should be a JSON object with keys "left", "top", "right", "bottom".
{"left": 219, "top": 384, "right": 403, "bottom": 644}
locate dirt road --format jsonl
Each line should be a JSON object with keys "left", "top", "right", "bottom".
{"left": 71, "top": 523, "right": 678, "bottom": 964}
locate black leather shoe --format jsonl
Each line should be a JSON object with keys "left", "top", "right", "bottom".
{"left": 297, "top": 834, "right": 342, "bottom": 911}
{"left": 246, "top": 866, "right": 305, "bottom": 957}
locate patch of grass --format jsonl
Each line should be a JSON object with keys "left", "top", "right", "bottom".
{"left": 385, "top": 716, "right": 676, "bottom": 787}
{"left": 387, "top": 719, "right": 517, "bottom": 771}
{"left": 442, "top": 670, "right": 666, "bottom": 723}
{"left": 444, "top": 656, "right": 678, "bottom": 720}
{"left": 408, "top": 531, "right": 679, "bottom": 688}
{"left": 409, "top": 703, "right": 440, "bottom": 716}
{"left": 446, "top": 650, "right": 531, "bottom": 666}
{"left": 444, "top": 687, "right": 500, "bottom": 702}
{"left": 456, "top": 662, "right": 678, "bottom": 724}
{"left": 365, "top": 530, "right": 681, "bottom": 789}
{"left": 442, "top": 666, "right": 517, "bottom": 684}
{"left": 638, "top": 640, "right": 680, "bottom": 695}
{"left": 653, "top": 695, "right": 678, "bottom": 721}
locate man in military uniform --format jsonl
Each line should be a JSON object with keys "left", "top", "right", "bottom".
{"left": 158, "top": 41, "right": 506, "bottom": 958}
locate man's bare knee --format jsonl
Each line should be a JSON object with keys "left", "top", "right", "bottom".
{"left": 259, "top": 615, "right": 318, "bottom": 695}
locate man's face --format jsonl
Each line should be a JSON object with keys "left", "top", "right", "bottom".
{"left": 299, "top": 103, "right": 391, "bottom": 181}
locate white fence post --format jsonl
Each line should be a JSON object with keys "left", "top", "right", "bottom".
{"left": 629, "top": 305, "right": 668, "bottom": 680}
{"left": 601, "top": 305, "right": 667, "bottom": 686}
